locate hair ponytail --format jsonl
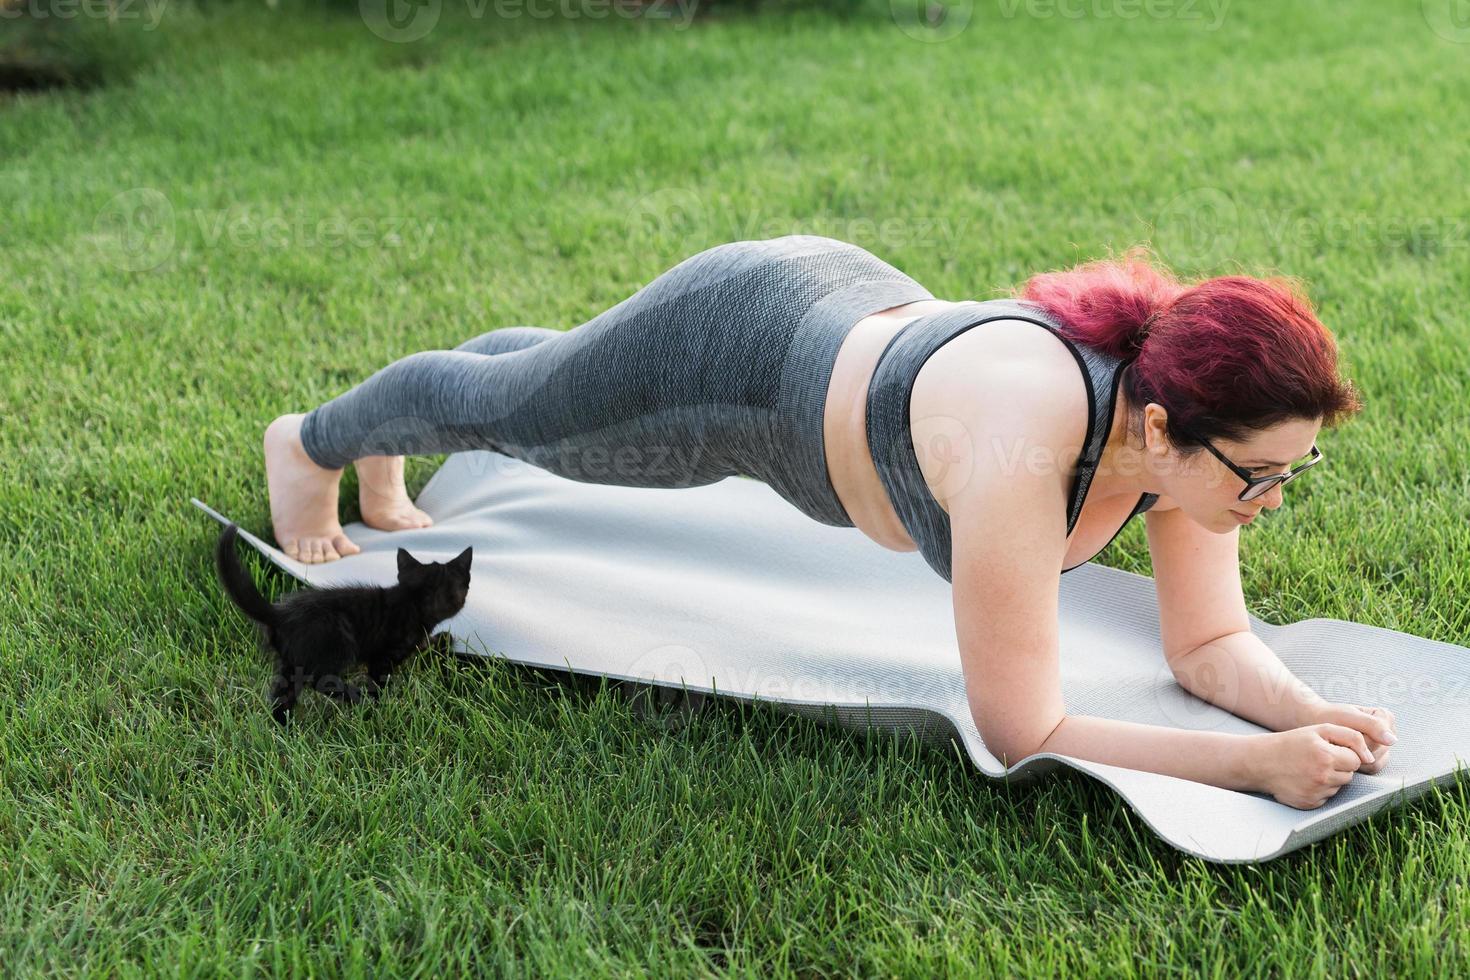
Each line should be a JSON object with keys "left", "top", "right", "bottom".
{"left": 1010, "top": 244, "right": 1185, "bottom": 361}
{"left": 1005, "top": 244, "right": 1363, "bottom": 449}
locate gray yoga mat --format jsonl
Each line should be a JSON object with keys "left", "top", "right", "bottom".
{"left": 192, "top": 449, "right": 1468, "bottom": 863}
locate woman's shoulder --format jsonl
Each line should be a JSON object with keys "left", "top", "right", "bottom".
{"left": 911, "top": 318, "right": 1091, "bottom": 507}
{"left": 912, "top": 316, "right": 1092, "bottom": 437}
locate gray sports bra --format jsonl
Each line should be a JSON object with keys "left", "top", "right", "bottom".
{"left": 865, "top": 298, "right": 1158, "bottom": 583}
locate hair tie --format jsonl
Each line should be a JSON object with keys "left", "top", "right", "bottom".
{"left": 1131, "top": 311, "right": 1158, "bottom": 352}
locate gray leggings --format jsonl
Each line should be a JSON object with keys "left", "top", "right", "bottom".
{"left": 298, "top": 235, "right": 936, "bottom": 527}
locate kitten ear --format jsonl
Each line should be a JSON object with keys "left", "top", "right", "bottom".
{"left": 397, "top": 548, "right": 421, "bottom": 574}
{"left": 451, "top": 546, "right": 473, "bottom": 572}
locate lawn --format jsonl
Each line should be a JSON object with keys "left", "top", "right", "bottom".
{"left": 2, "top": 0, "right": 1468, "bottom": 972}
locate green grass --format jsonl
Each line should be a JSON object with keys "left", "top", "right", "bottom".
{"left": 4, "top": 0, "right": 1470, "bottom": 972}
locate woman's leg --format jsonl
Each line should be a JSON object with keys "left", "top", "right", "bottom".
{"left": 275, "top": 240, "right": 793, "bottom": 554}
{"left": 265, "top": 326, "right": 570, "bottom": 564}
{"left": 354, "top": 327, "right": 565, "bottom": 531}
{"left": 265, "top": 235, "right": 930, "bottom": 563}
{"left": 292, "top": 321, "right": 747, "bottom": 485}
{"left": 452, "top": 325, "right": 563, "bottom": 356}
{"left": 265, "top": 245, "right": 763, "bottom": 563}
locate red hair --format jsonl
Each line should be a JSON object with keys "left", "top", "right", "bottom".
{"left": 1008, "top": 245, "right": 1363, "bottom": 449}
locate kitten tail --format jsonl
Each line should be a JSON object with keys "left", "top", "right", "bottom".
{"left": 215, "top": 523, "right": 279, "bottom": 628}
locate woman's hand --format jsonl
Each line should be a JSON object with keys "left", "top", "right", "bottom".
{"left": 1298, "top": 701, "right": 1397, "bottom": 774}
{"left": 1253, "top": 724, "right": 1375, "bottom": 809}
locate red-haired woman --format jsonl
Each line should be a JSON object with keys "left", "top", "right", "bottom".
{"left": 263, "top": 235, "right": 1393, "bottom": 808}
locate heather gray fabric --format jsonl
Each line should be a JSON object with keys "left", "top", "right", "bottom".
{"left": 193, "top": 450, "right": 1466, "bottom": 864}
{"left": 866, "top": 298, "right": 1158, "bottom": 583}
{"left": 298, "top": 234, "right": 936, "bottom": 528}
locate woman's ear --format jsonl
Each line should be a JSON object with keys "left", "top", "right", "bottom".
{"left": 1143, "top": 403, "right": 1170, "bottom": 457}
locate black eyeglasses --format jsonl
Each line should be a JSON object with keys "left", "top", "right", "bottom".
{"left": 1190, "top": 436, "right": 1324, "bottom": 502}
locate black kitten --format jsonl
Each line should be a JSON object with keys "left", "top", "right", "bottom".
{"left": 214, "top": 522, "right": 472, "bottom": 725}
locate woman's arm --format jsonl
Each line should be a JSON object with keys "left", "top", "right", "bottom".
{"left": 948, "top": 481, "right": 1271, "bottom": 790}
{"left": 1034, "top": 715, "right": 1260, "bottom": 790}
{"left": 940, "top": 379, "right": 1272, "bottom": 793}
{"left": 1169, "top": 629, "right": 1331, "bottom": 732}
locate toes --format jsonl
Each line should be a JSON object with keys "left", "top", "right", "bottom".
{"left": 282, "top": 535, "right": 358, "bottom": 563}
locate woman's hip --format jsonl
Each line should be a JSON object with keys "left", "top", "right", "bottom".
{"left": 544, "top": 235, "right": 937, "bottom": 524}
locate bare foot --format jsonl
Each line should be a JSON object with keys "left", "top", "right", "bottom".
{"left": 263, "top": 413, "right": 362, "bottom": 564}
{"left": 356, "top": 455, "right": 434, "bottom": 531}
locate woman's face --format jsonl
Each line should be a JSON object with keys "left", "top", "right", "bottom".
{"left": 1147, "top": 410, "right": 1323, "bottom": 531}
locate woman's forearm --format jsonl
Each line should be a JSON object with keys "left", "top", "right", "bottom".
{"left": 1032, "top": 714, "right": 1263, "bottom": 792}
{"left": 1170, "top": 629, "right": 1330, "bottom": 732}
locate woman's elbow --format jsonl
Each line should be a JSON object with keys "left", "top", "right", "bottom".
{"left": 977, "top": 714, "right": 1067, "bottom": 769}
